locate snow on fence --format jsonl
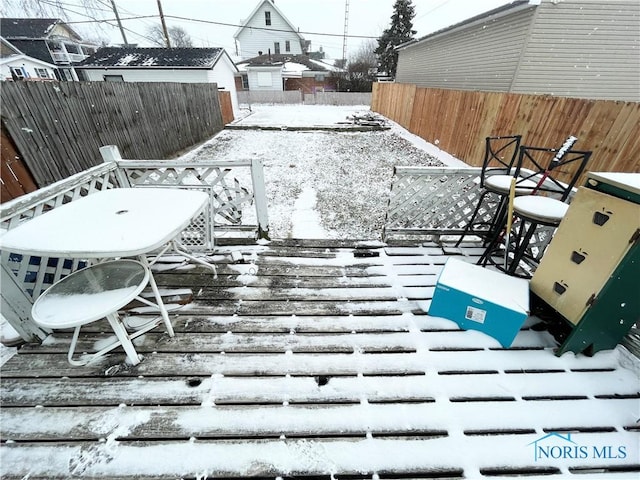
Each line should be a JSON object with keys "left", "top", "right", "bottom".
{"left": 0, "top": 147, "right": 269, "bottom": 341}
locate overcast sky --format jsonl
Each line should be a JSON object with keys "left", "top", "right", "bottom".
{"left": 4, "top": 0, "right": 515, "bottom": 59}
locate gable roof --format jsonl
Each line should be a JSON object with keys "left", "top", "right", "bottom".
{"left": 5, "top": 39, "right": 54, "bottom": 64}
{"left": 0, "top": 18, "right": 82, "bottom": 41}
{"left": 233, "top": 0, "right": 305, "bottom": 42}
{"left": 76, "top": 47, "right": 236, "bottom": 69}
{"left": 1, "top": 37, "right": 22, "bottom": 57}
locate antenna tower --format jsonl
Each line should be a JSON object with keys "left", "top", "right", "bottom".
{"left": 342, "top": 0, "right": 349, "bottom": 63}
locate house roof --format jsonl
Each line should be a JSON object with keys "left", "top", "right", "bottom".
{"left": 76, "top": 47, "right": 236, "bottom": 70}
{"left": 233, "top": 0, "right": 305, "bottom": 42}
{"left": 0, "top": 18, "right": 82, "bottom": 41}
{"left": 5, "top": 39, "right": 54, "bottom": 64}
{"left": 396, "top": 0, "right": 534, "bottom": 50}
{"left": 237, "top": 54, "right": 338, "bottom": 73}
{"left": 1, "top": 37, "right": 22, "bottom": 57}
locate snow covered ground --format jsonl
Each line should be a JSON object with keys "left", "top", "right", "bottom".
{"left": 182, "top": 104, "right": 468, "bottom": 240}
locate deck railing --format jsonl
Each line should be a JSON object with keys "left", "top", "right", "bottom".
{"left": 383, "top": 167, "right": 484, "bottom": 239}
{"left": 383, "top": 166, "right": 556, "bottom": 267}
{"left": 0, "top": 146, "right": 269, "bottom": 341}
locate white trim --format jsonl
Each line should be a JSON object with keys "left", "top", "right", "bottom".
{"left": 0, "top": 54, "right": 56, "bottom": 69}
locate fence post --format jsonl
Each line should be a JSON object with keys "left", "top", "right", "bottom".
{"left": 1, "top": 264, "right": 48, "bottom": 343}
{"left": 99, "top": 145, "right": 131, "bottom": 188}
{"left": 250, "top": 158, "right": 270, "bottom": 240}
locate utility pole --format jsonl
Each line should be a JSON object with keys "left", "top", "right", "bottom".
{"left": 156, "top": 0, "right": 172, "bottom": 48}
{"left": 110, "top": 0, "right": 128, "bottom": 46}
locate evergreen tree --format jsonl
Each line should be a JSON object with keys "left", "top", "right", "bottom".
{"left": 375, "top": 0, "right": 417, "bottom": 79}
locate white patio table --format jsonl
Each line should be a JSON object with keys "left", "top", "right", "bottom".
{"left": 0, "top": 187, "right": 212, "bottom": 365}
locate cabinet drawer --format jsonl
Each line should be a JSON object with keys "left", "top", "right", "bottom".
{"left": 531, "top": 187, "right": 640, "bottom": 323}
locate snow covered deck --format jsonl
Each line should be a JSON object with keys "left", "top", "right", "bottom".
{"left": 1, "top": 239, "right": 638, "bottom": 479}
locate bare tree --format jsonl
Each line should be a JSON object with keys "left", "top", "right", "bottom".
{"left": 337, "top": 40, "right": 378, "bottom": 92}
{"left": 147, "top": 24, "right": 194, "bottom": 48}
{"left": 1, "top": 0, "right": 103, "bottom": 18}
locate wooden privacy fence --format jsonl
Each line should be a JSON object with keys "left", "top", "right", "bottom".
{"left": 219, "top": 90, "right": 234, "bottom": 125}
{"left": 1, "top": 126, "right": 37, "bottom": 203}
{"left": 1, "top": 81, "right": 226, "bottom": 191}
{"left": 372, "top": 83, "right": 640, "bottom": 182}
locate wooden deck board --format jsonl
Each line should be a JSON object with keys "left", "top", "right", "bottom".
{"left": 1, "top": 241, "right": 638, "bottom": 479}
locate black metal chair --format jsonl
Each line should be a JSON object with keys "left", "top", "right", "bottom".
{"left": 478, "top": 144, "right": 592, "bottom": 277}
{"left": 455, "top": 135, "right": 522, "bottom": 247}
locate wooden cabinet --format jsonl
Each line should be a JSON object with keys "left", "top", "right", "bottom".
{"left": 530, "top": 173, "right": 640, "bottom": 355}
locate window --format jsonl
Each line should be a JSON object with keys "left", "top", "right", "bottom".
{"left": 241, "top": 74, "right": 249, "bottom": 90}
{"left": 104, "top": 75, "right": 124, "bottom": 82}
{"left": 285, "top": 41, "right": 290, "bottom": 52}
{"left": 10, "top": 67, "right": 25, "bottom": 80}
{"left": 274, "top": 42, "right": 280, "bottom": 54}
{"left": 59, "top": 68, "right": 74, "bottom": 81}
{"left": 35, "top": 68, "right": 49, "bottom": 79}
{"left": 265, "top": 11, "right": 271, "bottom": 25}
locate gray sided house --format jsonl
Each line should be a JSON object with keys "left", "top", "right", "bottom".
{"left": 395, "top": 0, "right": 640, "bottom": 101}
{"left": 76, "top": 47, "right": 240, "bottom": 115}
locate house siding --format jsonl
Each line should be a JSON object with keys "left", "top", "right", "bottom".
{"left": 1, "top": 57, "right": 57, "bottom": 81}
{"left": 236, "top": 2, "right": 303, "bottom": 59}
{"left": 395, "top": 0, "right": 640, "bottom": 102}
{"left": 511, "top": 0, "right": 640, "bottom": 101}
{"left": 206, "top": 55, "right": 240, "bottom": 114}
{"left": 81, "top": 69, "right": 210, "bottom": 83}
{"left": 247, "top": 67, "right": 283, "bottom": 91}
{"left": 395, "top": 6, "right": 535, "bottom": 92}
{"left": 49, "top": 23, "right": 78, "bottom": 40}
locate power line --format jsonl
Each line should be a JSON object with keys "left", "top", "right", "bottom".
{"left": 65, "top": 14, "right": 379, "bottom": 40}
{"left": 415, "top": 0, "right": 452, "bottom": 20}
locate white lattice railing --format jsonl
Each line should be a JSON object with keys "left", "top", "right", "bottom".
{"left": 383, "top": 166, "right": 555, "bottom": 270}
{"left": 383, "top": 167, "right": 487, "bottom": 238}
{"left": 101, "top": 146, "right": 270, "bottom": 248}
{"left": 1, "top": 146, "right": 269, "bottom": 341}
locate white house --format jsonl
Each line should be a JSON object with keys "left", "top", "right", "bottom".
{"left": 75, "top": 47, "right": 240, "bottom": 116}
{"left": 234, "top": 0, "right": 308, "bottom": 60}
{"left": 236, "top": 53, "right": 340, "bottom": 93}
{"left": 0, "top": 18, "right": 98, "bottom": 81}
{"left": 0, "top": 37, "right": 57, "bottom": 81}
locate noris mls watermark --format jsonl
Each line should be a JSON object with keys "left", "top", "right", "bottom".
{"left": 528, "top": 432, "right": 628, "bottom": 462}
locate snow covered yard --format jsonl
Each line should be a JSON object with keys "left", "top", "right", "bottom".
{"left": 1, "top": 105, "right": 638, "bottom": 479}
{"left": 182, "top": 105, "right": 465, "bottom": 240}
